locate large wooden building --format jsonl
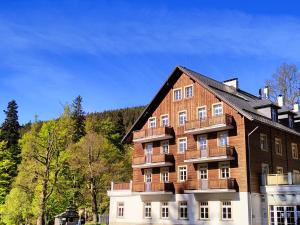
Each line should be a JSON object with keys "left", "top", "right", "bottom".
{"left": 108, "top": 66, "right": 300, "bottom": 225}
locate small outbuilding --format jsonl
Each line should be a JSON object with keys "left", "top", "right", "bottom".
{"left": 54, "top": 205, "right": 83, "bottom": 225}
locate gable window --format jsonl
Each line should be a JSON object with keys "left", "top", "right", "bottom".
{"left": 260, "top": 133, "right": 268, "bottom": 151}
{"left": 161, "top": 202, "right": 169, "bottom": 219}
{"left": 179, "top": 201, "right": 188, "bottom": 219}
{"left": 178, "top": 138, "right": 187, "bottom": 153}
{"left": 185, "top": 85, "right": 193, "bottom": 98}
{"left": 292, "top": 143, "right": 298, "bottom": 159}
{"left": 161, "top": 140, "right": 169, "bottom": 154}
{"left": 198, "top": 135, "right": 207, "bottom": 150}
{"left": 178, "top": 166, "right": 187, "bottom": 182}
{"left": 198, "top": 164, "right": 208, "bottom": 180}
{"left": 199, "top": 202, "right": 209, "bottom": 220}
{"left": 218, "top": 132, "right": 228, "bottom": 147}
{"left": 219, "top": 162, "right": 230, "bottom": 179}
{"left": 161, "top": 115, "right": 169, "bottom": 127}
{"left": 197, "top": 106, "right": 207, "bottom": 120}
{"left": 221, "top": 201, "right": 232, "bottom": 220}
{"left": 148, "top": 117, "right": 156, "bottom": 128}
{"left": 160, "top": 167, "right": 169, "bottom": 182}
{"left": 275, "top": 138, "right": 282, "bottom": 156}
{"left": 173, "top": 88, "right": 182, "bottom": 101}
{"left": 213, "top": 103, "right": 223, "bottom": 117}
{"left": 144, "top": 169, "right": 152, "bottom": 183}
{"left": 117, "top": 202, "right": 124, "bottom": 218}
{"left": 144, "top": 202, "right": 152, "bottom": 218}
{"left": 178, "top": 111, "right": 187, "bottom": 126}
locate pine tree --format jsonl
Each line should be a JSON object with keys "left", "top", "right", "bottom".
{"left": 71, "top": 96, "right": 86, "bottom": 143}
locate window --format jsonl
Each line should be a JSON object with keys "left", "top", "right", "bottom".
{"left": 185, "top": 85, "right": 193, "bottom": 98}
{"left": 261, "top": 163, "right": 269, "bottom": 175}
{"left": 276, "top": 167, "right": 284, "bottom": 174}
{"left": 219, "top": 162, "right": 230, "bottom": 179}
{"left": 179, "top": 201, "right": 188, "bottom": 219}
{"left": 198, "top": 164, "right": 208, "bottom": 180}
{"left": 213, "top": 103, "right": 223, "bottom": 116}
{"left": 221, "top": 201, "right": 232, "bottom": 220}
{"left": 173, "top": 88, "right": 182, "bottom": 101}
{"left": 161, "top": 115, "right": 169, "bottom": 127}
{"left": 161, "top": 202, "right": 169, "bottom": 219}
{"left": 178, "top": 111, "right": 187, "bottom": 126}
{"left": 292, "top": 143, "right": 298, "bottom": 159}
{"left": 197, "top": 106, "right": 207, "bottom": 120}
{"left": 275, "top": 138, "right": 282, "bottom": 156}
{"left": 148, "top": 117, "right": 156, "bottom": 128}
{"left": 144, "top": 202, "right": 152, "bottom": 218}
{"left": 117, "top": 202, "right": 124, "bottom": 218}
{"left": 271, "top": 108, "right": 278, "bottom": 122}
{"left": 178, "top": 138, "right": 187, "bottom": 153}
{"left": 144, "top": 169, "right": 152, "bottom": 183}
{"left": 198, "top": 135, "right": 207, "bottom": 150}
{"left": 218, "top": 132, "right": 228, "bottom": 147}
{"left": 288, "top": 114, "right": 294, "bottom": 128}
{"left": 178, "top": 166, "right": 187, "bottom": 182}
{"left": 160, "top": 168, "right": 169, "bottom": 182}
{"left": 260, "top": 133, "right": 268, "bottom": 151}
{"left": 199, "top": 202, "right": 209, "bottom": 220}
{"left": 161, "top": 141, "right": 169, "bottom": 154}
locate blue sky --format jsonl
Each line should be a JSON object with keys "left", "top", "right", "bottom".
{"left": 1, "top": 0, "right": 300, "bottom": 124}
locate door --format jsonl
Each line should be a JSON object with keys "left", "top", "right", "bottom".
{"left": 145, "top": 143, "right": 153, "bottom": 163}
{"left": 198, "top": 164, "right": 208, "bottom": 190}
{"left": 198, "top": 135, "right": 208, "bottom": 158}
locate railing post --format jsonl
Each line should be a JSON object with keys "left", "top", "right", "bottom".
{"left": 288, "top": 172, "right": 293, "bottom": 184}
{"left": 130, "top": 180, "right": 133, "bottom": 191}
{"left": 111, "top": 181, "right": 114, "bottom": 191}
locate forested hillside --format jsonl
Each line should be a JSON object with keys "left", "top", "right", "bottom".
{"left": 0, "top": 97, "right": 144, "bottom": 225}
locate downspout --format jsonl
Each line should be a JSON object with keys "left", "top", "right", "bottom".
{"left": 247, "top": 125, "right": 259, "bottom": 225}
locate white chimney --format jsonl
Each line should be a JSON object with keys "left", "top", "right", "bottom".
{"left": 263, "top": 86, "right": 269, "bottom": 99}
{"left": 277, "top": 95, "right": 284, "bottom": 107}
{"left": 224, "top": 78, "right": 239, "bottom": 89}
{"left": 294, "top": 102, "right": 299, "bottom": 112}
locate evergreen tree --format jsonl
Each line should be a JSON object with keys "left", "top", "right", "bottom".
{"left": 71, "top": 96, "right": 86, "bottom": 143}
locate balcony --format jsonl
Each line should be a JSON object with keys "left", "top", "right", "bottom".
{"left": 184, "top": 114, "right": 234, "bottom": 135}
{"left": 184, "top": 146, "right": 235, "bottom": 163}
{"left": 261, "top": 173, "right": 300, "bottom": 195}
{"left": 184, "top": 178, "right": 236, "bottom": 193}
{"left": 132, "top": 153, "right": 174, "bottom": 169}
{"left": 132, "top": 182, "right": 174, "bottom": 195}
{"left": 133, "top": 126, "right": 174, "bottom": 143}
{"left": 107, "top": 181, "right": 132, "bottom": 197}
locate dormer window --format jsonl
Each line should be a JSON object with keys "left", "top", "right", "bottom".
{"left": 148, "top": 117, "right": 156, "bottom": 128}
{"left": 288, "top": 114, "right": 294, "bottom": 128}
{"left": 271, "top": 108, "right": 278, "bottom": 122}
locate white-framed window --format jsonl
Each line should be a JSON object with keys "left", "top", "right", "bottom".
{"left": 144, "top": 169, "right": 152, "bottom": 183}
{"left": 161, "top": 114, "right": 169, "bottom": 127}
{"left": 144, "top": 202, "right": 152, "bottom": 218}
{"left": 292, "top": 143, "right": 298, "bottom": 159}
{"left": 219, "top": 162, "right": 230, "bottom": 179}
{"left": 198, "top": 135, "right": 207, "bottom": 150}
{"left": 198, "top": 164, "right": 208, "bottom": 180}
{"left": 197, "top": 106, "right": 207, "bottom": 120}
{"left": 178, "top": 111, "right": 187, "bottom": 126}
{"left": 276, "top": 166, "right": 284, "bottom": 174}
{"left": 148, "top": 117, "right": 156, "bottom": 128}
{"left": 173, "top": 88, "right": 182, "bottom": 101}
{"left": 261, "top": 163, "right": 269, "bottom": 175}
{"left": 117, "top": 202, "right": 124, "bottom": 218}
{"left": 145, "top": 143, "right": 153, "bottom": 155}
{"left": 179, "top": 201, "right": 188, "bottom": 219}
{"left": 212, "top": 103, "right": 223, "bottom": 116}
{"left": 199, "top": 202, "right": 209, "bottom": 220}
{"left": 218, "top": 132, "right": 228, "bottom": 147}
{"left": 178, "top": 137, "right": 187, "bottom": 153}
{"left": 161, "top": 140, "right": 169, "bottom": 154}
{"left": 275, "top": 138, "right": 282, "bottom": 156}
{"left": 185, "top": 85, "right": 193, "bottom": 98}
{"left": 221, "top": 201, "right": 232, "bottom": 220}
{"left": 260, "top": 133, "right": 268, "bottom": 151}
{"left": 160, "top": 167, "right": 169, "bottom": 182}
{"left": 178, "top": 166, "right": 187, "bottom": 182}
{"left": 161, "top": 202, "right": 169, "bottom": 219}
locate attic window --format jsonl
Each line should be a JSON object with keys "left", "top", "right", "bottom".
{"left": 271, "top": 108, "right": 278, "bottom": 122}
{"left": 184, "top": 85, "right": 193, "bottom": 98}
{"left": 173, "top": 88, "right": 182, "bottom": 101}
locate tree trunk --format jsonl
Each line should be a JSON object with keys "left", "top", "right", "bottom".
{"left": 90, "top": 178, "right": 98, "bottom": 223}
{"left": 37, "top": 166, "right": 49, "bottom": 225}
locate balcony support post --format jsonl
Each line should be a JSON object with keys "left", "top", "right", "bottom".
{"left": 111, "top": 181, "right": 114, "bottom": 191}
{"left": 288, "top": 172, "right": 293, "bottom": 185}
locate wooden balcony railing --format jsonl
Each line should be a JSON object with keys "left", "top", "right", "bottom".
{"left": 132, "top": 153, "right": 173, "bottom": 166}
{"left": 110, "top": 181, "right": 132, "bottom": 191}
{"left": 185, "top": 146, "right": 234, "bottom": 161}
{"left": 208, "top": 178, "right": 235, "bottom": 189}
{"left": 132, "top": 182, "right": 174, "bottom": 192}
{"left": 133, "top": 126, "right": 173, "bottom": 142}
{"left": 184, "top": 114, "right": 233, "bottom": 133}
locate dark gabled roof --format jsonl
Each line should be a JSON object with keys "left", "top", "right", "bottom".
{"left": 278, "top": 106, "right": 297, "bottom": 115}
{"left": 122, "top": 66, "right": 300, "bottom": 143}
